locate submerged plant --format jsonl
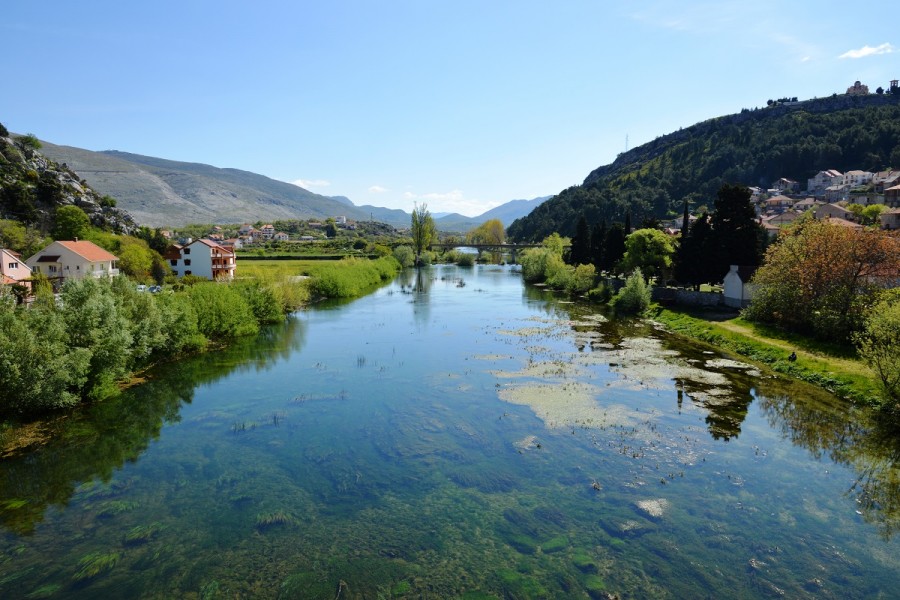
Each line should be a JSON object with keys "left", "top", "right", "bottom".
{"left": 124, "top": 523, "right": 162, "bottom": 545}
{"left": 72, "top": 552, "right": 120, "bottom": 582}
{"left": 255, "top": 510, "right": 295, "bottom": 530}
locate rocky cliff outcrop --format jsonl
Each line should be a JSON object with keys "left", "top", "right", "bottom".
{"left": 0, "top": 131, "right": 138, "bottom": 234}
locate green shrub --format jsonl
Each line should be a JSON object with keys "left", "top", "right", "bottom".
{"left": 587, "top": 282, "right": 613, "bottom": 303}
{"left": 393, "top": 245, "right": 415, "bottom": 268}
{"left": 187, "top": 283, "right": 259, "bottom": 339}
{"left": 610, "top": 269, "right": 651, "bottom": 315}
{"left": 854, "top": 297, "right": 900, "bottom": 406}
{"left": 456, "top": 252, "right": 476, "bottom": 267}
{"left": 235, "top": 281, "right": 284, "bottom": 324}
{"left": 567, "top": 263, "right": 596, "bottom": 294}
{"left": 307, "top": 257, "right": 400, "bottom": 299}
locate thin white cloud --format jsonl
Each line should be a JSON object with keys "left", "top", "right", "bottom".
{"left": 368, "top": 185, "right": 388, "bottom": 193}
{"left": 839, "top": 43, "right": 896, "bottom": 59}
{"left": 291, "top": 178, "right": 331, "bottom": 189}
{"left": 401, "top": 189, "right": 499, "bottom": 217}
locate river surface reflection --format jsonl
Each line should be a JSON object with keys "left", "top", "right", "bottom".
{"left": 1, "top": 264, "right": 899, "bottom": 598}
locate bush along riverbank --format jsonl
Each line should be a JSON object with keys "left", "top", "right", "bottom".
{"left": 0, "top": 256, "right": 401, "bottom": 418}
{"left": 650, "top": 306, "right": 882, "bottom": 406}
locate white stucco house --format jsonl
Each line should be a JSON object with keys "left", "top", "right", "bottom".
{"left": 723, "top": 265, "right": 758, "bottom": 309}
{"left": 165, "top": 238, "right": 236, "bottom": 280}
{"left": 25, "top": 240, "right": 119, "bottom": 288}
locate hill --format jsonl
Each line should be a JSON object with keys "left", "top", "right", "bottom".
{"left": 508, "top": 93, "right": 900, "bottom": 241}
{"left": 36, "top": 141, "right": 549, "bottom": 231}
{"left": 35, "top": 143, "right": 376, "bottom": 228}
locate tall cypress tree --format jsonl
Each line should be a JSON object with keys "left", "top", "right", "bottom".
{"left": 602, "top": 223, "right": 626, "bottom": 274}
{"left": 590, "top": 221, "right": 606, "bottom": 271}
{"left": 569, "top": 215, "right": 591, "bottom": 265}
{"left": 710, "top": 184, "right": 763, "bottom": 281}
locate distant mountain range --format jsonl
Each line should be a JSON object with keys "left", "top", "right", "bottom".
{"left": 35, "top": 141, "right": 548, "bottom": 231}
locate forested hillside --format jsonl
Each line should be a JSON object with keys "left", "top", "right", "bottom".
{"left": 509, "top": 94, "right": 900, "bottom": 241}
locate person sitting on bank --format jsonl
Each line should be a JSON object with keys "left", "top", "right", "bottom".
{"left": 788, "top": 351, "right": 797, "bottom": 362}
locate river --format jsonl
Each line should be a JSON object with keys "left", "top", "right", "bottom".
{"left": 1, "top": 264, "right": 899, "bottom": 598}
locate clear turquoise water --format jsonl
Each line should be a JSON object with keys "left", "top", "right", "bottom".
{"left": 1, "top": 264, "right": 899, "bottom": 599}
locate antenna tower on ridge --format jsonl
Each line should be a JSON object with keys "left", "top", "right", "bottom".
{"left": 625, "top": 134, "right": 629, "bottom": 152}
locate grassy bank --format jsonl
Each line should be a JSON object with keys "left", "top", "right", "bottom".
{"left": 239, "top": 256, "right": 401, "bottom": 300}
{"left": 650, "top": 305, "right": 881, "bottom": 405}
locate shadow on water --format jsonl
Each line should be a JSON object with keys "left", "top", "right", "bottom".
{"left": 0, "top": 318, "right": 306, "bottom": 535}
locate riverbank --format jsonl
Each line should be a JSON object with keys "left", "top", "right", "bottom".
{"left": 650, "top": 305, "right": 882, "bottom": 405}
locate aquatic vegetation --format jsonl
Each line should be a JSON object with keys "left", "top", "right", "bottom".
{"left": 72, "top": 551, "right": 120, "bottom": 582}
{"left": 572, "top": 550, "right": 599, "bottom": 574}
{"left": 540, "top": 534, "right": 568, "bottom": 553}
{"left": 255, "top": 510, "right": 295, "bottom": 530}
{"left": 96, "top": 500, "right": 139, "bottom": 517}
{"left": 25, "top": 583, "right": 62, "bottom": 598}
{"left": 123, "top": 522, "right": 162, "bottom": 545}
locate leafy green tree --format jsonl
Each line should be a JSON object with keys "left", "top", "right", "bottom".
{"left": 710, "top": 184, "right": 763, "bottom": 280}
{"left": 0, "top": 294, "right": 90, "bottom": 414}
{"left": 567, "top": 263, "right": 597, "bottom": 294}
{"left": 60, "top": 277, "right": 134, "bottom": 400}
{"left": 324, "top": 218, "right": 338, "bottom": 238}
{"left": 854, "top": 294, "right": 900, "bottom": 405}
{"left": 847, "top": 203, "right": 887, "bottom": 226}
{"left": 53, "top": 205, "right": 91, "bottom": 240}
{"left": 410, "top": 203, "right": 435, "bottom": 266}
{"left": 620, "top": 228, "right": 677, "bottom": 281}
{"left": 610, "top": 269, "right": 651, "bottom": 315}
{"left": 467, "top": 219, "right": 505, "bottom": 245}
{"left": 568, "top": 215, "right": 591, "bottom": 266}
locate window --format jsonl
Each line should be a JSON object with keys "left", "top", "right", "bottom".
{"left": 184, "top": 270, "right": 191, "bottom": 276}
{"left": 170, "top": 260, "right": 177, "bottom": 266}
{"left": 184, "top": 248, "right": 191, "bottom": 255}
{"left": 8, "top": 262, "right": 17, "bottom": 269}
{"left": 184, "top": 259, "right": 191, "bottom": 266}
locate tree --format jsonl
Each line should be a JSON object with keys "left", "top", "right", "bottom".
{"left": 620, "top": 228, "right": 677, "bottom": 281}
{"left": 854, "top": 294, "right": 900, "bottom": 405}
{"left": 847, "top": 203, "right": 887, "bottom": 226}
{"left": 410, "top": 203, "right": 436, "bottom": 267}
{"left": 710, "top": 184, "right": 764, "bottom": 281}
{"left": 590, "top": 221, "right": 606, "bottom": 270}
{"left": 568, "top": 215, "right": 591, "bottom": 266}
{"left": 467, "top": 219, "right": 505, "bottom": 245}
{"left": 675, "top": 213, "right": 715, "bottom": 289}
{"left": 324, "top": 218, "right": 338, "bottom": 238}
{"left": 610, "top": 268, "right": 651, "bottom": 315}
{"left": 52, "top": 205, "right": 91, "bottom": 240}
{"left": 601, "top": 223, "right": 626, "bottom": 273}
{"left": 392, "top": 245, "right": 415, "bottom": 268}
{"left": 744, "top": 218, "right": 900, "bottom": 343}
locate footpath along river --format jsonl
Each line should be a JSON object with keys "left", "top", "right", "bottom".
{"left": 1, "top": 264, "right": 899, "bottom": 598}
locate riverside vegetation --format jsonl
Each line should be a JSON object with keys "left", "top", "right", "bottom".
{"left": 0, "top": 255, "right": 401, "bottom": 417}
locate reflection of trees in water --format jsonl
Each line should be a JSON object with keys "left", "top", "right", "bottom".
{"left": 757, "top": 390, "right": 900, "bottom": 539}
{"left": 0, "top": 319, "right": 305, "bottom": 535}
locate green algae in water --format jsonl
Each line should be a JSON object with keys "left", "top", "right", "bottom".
{"left": 540, "top": 534, "right": 568, "bottom": 553}
{"left": 72, "top": 551, "right": 120, "bottom": 582}
{"left": 572, "top": 550, "right": 598, "bottom": 573}
{"left": 497, "top": 568, "right": 548, "bottom": 598}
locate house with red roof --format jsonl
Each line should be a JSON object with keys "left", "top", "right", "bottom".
{"left": 25, "top": 240, "right": 119, "bottom": 288}
{"left": 165, "top": 238, "right": 236, "bottom": 280}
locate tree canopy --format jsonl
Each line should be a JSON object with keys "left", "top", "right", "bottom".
{"left": 410, "top": 203, "right": 435, "bottom": 266}
{"left": 744, "top": 218, "right": 900, "bottom": 343}
{"left": 620, "top": 228, "right": 677, "bottom": 281}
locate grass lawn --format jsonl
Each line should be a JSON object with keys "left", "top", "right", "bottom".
{"left": 650, "top": 305, "right": 882, "bottom": 405}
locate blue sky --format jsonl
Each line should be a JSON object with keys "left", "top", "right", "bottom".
{"left": 3, "top": 1, "right": 898, "bottom": 216}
